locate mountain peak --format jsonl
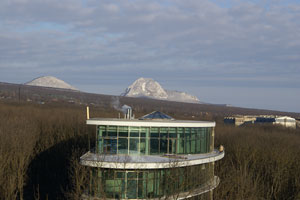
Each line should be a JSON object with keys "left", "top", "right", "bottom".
{"left": 25, "top": 76, "right": 77, "bottom": 90}
{"left": 122, "top": 77, "right": 168, "bottom": 99}
{"left": 122, "top": 77, "right": 200, "bottom": 103}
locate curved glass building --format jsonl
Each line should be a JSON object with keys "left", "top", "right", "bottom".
{"left": 80, "top": 111, "right": 224, "bottom": 200}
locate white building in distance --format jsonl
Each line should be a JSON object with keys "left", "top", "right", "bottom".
{"left": 224, "top": 115, "right": 297, "bottom": 129}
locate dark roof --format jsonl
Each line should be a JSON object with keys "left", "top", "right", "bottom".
{"left": 139, "top": 111, "right": 174, "bottom": 120}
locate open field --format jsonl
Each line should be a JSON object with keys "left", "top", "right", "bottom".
{"left": 0, "top": 98, "right": 300, "bottom": 200}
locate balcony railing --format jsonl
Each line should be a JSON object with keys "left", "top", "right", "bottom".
{"left": 80, "top": 149, "right": 224, "bottom": 169}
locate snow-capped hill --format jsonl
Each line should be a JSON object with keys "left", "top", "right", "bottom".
{"left": 25, "top": 76, "right": 77, "bottom": 90}
{"left": 122, "top": 78, "right": 200, "bottom": 103}
{"left": 122, "top": 78, "right": 168, "bottom": 99}
{"left": 166, "top": 90, "right": 200, "bottom": 103}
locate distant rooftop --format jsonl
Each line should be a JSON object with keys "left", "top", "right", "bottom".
{"left": 139, "top": 111, "right": 174, "bottom": 120}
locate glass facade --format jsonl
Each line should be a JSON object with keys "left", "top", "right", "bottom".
{"left": 82, "top": 116, "right": 221, "bottom": 200}
{"left": 96, "top": 126, "right": 213, "bottom": 155}
{"left": 89, "top": 163, "right": 214, "bottom": 199}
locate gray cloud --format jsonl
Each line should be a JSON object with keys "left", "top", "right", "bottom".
{"left": 0, "top": 0, "right": 299, "bottom": 112}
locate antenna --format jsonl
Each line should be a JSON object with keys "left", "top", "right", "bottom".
{"left": 18, "top": 86, "right": 21, "bottom": 102}
{"left": 87, "top": 106, "right": 90, "bottom": 120}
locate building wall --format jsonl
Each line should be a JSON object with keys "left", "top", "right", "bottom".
{"left": 235, "top": 117, "right": 256, "bottom": 126}
{"left": 296, "top": 120, "right": 300, "bottom": 128}
{"left": 274, "top": 117, "right": 296, "bottom": 129}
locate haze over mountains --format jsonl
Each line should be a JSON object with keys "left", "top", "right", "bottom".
{"left": 121, "top": 78, "right": 201, "bottom": 103}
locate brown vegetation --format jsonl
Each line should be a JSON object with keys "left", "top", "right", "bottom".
{"left": 0, "top": 100, "right": 299, "bottom": 200}
{"left": 0, "top": 102, "right": 89, "bottom": 200}
{"left": 214, "top": 124, "right": 300, "bottom": 200}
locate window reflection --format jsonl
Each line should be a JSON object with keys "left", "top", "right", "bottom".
{"left": 129, "top": 138, "right": 139, "bottom": 154}
{"left": 96, "top": 126, "right": 212, "bottom": 155}
{"left": 90, "top": 163, "right": 214, "bottom": 199}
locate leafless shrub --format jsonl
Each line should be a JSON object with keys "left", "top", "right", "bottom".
{"left": 214, "top": 124, "right": 300, "bottom": 200}
{"left": 0, "top": 100, "right": 299, "bottom": 200}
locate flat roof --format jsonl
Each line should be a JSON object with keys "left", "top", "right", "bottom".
{"left": 86, "top": 118, "right": 216, "bottom": 127}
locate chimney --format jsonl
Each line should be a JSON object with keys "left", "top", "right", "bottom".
{"left": 125, "top": 107, "right": 134, "bottom": 119}
{"left": 121, "top": 105, "right": 134, "bottom": 120}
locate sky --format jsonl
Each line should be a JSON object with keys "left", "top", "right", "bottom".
{"left": 0, "top": 0, "right": 300, "bottom": 112}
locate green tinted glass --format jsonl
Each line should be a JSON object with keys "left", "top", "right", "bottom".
{"left": 119, "top": 126, "right": 128, "bottom": 137}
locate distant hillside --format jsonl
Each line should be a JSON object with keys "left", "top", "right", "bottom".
{"left": 25, "top": 76, "right": 78, "bottom": 90}
{"left": 0, "top": 81, "right": 299, "bottom": 118}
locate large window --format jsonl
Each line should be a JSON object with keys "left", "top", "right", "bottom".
{"left": 97, "top": 126, "right": 213, "bottom": 155}
{"left": 89, "top": 163, "right": 214, "bottom": 199}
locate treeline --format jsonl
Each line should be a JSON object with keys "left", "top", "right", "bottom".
{"left": 0, "top": 102, "right": 94, "bottom": 200}
{"left": 0, "top": 101, "right": 299, "bottom": 199}
{"left": 214, "top": 124, "right": 300, "bottom": 200}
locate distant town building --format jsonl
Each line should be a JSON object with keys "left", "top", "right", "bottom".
{"left": 274, "top": 116, "right": 296, "bottom": 129}
{"left": 224, "top": 115, "right": 257, "bottom": 126}
{"left": 296, "top": 118, "right": 300, "bottom": 128}
{"left": 224, "top": 115, "right": 297, "bottom": 129}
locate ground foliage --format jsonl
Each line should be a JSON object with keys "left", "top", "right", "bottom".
{"left": 0, "top": 101, "right": 299, "bottom": 200}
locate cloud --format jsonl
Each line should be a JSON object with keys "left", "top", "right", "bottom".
{"left": 0, "top": 0, "right": 299, "bottom": 111}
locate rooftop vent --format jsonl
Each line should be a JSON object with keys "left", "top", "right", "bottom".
{"left": 122, "top": 105, "right": 134, "bottom": 119}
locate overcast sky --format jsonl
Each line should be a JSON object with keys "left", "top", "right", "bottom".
{"left": 0, "top": 0, "right": 300, "bottom": 112}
